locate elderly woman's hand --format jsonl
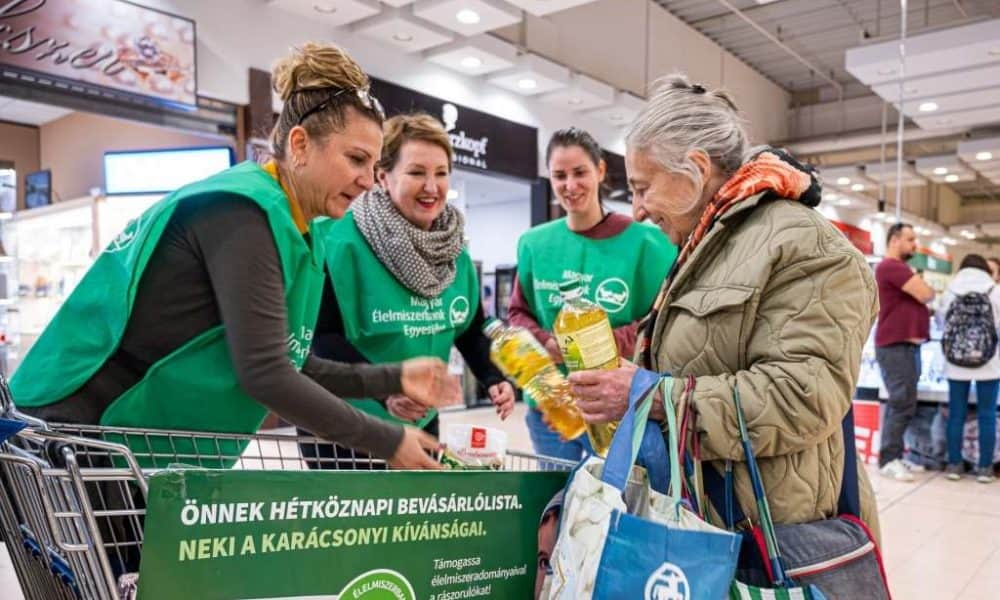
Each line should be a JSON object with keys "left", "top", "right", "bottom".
{"left": 567, "top": 360, "right": 639, "bottom": 423}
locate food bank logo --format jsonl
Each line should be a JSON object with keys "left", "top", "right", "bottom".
{"left": 595, "top": 278, "right": 629, "bottom": 313}
{"left": 106, "top": 215, "right": 144, "bottom": 254}
{"left": 337, "top": 569, "right": 415, "bottom": 600}
{"left": 644, "top": 562, "right": 689, "bottom": 600}
{"left": 449, "top": 296, "right": 470, "bottom": 327}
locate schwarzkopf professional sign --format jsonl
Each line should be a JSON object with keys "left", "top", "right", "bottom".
{"left": 370, "top": 78, "right": 539, "bottom": 180}
{"left": 0, "top": 0, "right": 197, "bottom": 108}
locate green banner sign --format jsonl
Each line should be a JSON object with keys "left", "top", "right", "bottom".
{"left": 137, "top": 469, "right": 568, "bottom": 599}
{"left": 908, "top": 252, "right": 952, "bottom": 274}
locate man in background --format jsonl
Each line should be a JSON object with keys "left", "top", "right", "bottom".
{"left": 876, "top": 223, "right": 936, "bottom": 481}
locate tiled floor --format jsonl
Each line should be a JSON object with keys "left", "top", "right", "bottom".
{"left": 3, "top": 403, "right": 999, "bottom": 599}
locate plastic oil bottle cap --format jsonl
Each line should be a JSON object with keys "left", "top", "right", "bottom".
{"left": 483, "top": 318, "right": 503, "bottom": 337}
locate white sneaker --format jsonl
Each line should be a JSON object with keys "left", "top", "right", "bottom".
{"left": 974, "top": 467, "right": 996, "bottom": 484}
{"left": 901, "top": 459, "right": 926, "bottom": 473}
{"left": 880, "top": 459, "right": 915, "bottom": 482}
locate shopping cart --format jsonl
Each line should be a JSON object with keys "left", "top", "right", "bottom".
{"left": 0, "top": 385, "right": 575, "bottom": 600}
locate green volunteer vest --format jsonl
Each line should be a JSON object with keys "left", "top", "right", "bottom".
{"left": 516, "top": 217, "right": 677, "bottom": 408}
{"left": 10, "top": 161, "right": 325, "bottom": 466}
{"left": 320, "top": 212, "right": 479, "bottom": 428}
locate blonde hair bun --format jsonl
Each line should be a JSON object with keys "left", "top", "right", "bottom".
{"left": 271, "top": 41, "right": 369, "bottom": 102}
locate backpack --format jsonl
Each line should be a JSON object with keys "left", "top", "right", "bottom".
{"left": 942, "top": 287, "right": 998, "bottom": 367}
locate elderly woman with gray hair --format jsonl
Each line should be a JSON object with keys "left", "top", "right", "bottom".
{"left": 567, "top": 74, "right": 881, "bottom": 541}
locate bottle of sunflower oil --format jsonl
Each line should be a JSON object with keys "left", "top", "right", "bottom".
{"left": 553, "top": 276, "right": 618, "bottom": 456}
{"left": 483, "top": 319, "right": 586, "bottom": 442}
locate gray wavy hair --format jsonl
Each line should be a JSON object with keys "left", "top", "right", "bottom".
{"left": 625, "top": 73, "right": 751, "bottom": 198}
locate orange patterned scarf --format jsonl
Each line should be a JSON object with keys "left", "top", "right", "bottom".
{"left": 638, "top": 148, "right": 821, "bottom": 367}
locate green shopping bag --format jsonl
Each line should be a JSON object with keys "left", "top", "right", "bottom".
{"left": 730, "top": 579, "right": 825, "bottom": 599}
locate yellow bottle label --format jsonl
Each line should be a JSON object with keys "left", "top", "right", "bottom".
{"left": 557, "top": 319, "right": 617, "bottom": 371}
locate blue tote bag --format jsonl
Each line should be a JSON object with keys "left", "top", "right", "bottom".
{"left": 547, "top": 369, "right": 740, "bottom": 600}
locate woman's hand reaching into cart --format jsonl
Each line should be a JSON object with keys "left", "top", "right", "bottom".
{"left": 400, "top": 357, "right": 455, "bottom": 407}
{"left": 388, "top": 426, "right": 443, "bottom": 470}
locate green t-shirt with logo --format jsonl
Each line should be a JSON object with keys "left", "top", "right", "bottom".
{"left": 319, "top": 213, "right": 480, "bottom": 428}
{"left": 516, "top": 217, "right": 677, "bottom": 408}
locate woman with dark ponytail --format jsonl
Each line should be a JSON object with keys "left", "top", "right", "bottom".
{"left": 508, "top": 127, "right": 677, "bottom": 461}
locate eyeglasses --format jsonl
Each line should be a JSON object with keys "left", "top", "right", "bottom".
{"left": 295, "top": 86, "right": 386, "bottom": 126}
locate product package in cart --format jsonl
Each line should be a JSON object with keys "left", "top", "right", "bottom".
{"left": 440, "top": 424, "right": 508, "bottom": 469}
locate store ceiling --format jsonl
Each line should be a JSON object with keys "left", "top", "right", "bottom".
{"left": 652, "top": 1, "right": 1000, "bottom": 217}
{"left": 0, "top": 95, "right": 73, "bottom": 127}
{"left": 652, "top": 0, "right": 999, "bottom": 93}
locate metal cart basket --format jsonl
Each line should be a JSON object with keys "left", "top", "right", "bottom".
{"left": 0, "top": 393, "right": 575, "bottom": 600}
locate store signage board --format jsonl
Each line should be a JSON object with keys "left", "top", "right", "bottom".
{"left": 909, "top": 248, "right": 952, "bottom": 274}
{"left": 370, "top": 78, "right": 539, "bottom": 180}
{"left": 0, "top": 0, "right": 197, "bottom": 108}
{"left": 104, "top": 146, "right": 234, "bottom": 195}
{"left": 138, "top": 468, "right": 567, "bottom": 599}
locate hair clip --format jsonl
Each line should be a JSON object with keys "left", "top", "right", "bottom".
{"left": 690, "top": 84, "right": 707, "bottom": 94}
{"left": 295, "top": 86, "right": 385, "bottom": 125}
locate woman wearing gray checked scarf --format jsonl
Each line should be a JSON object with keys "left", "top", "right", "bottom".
{"left": 299, "top": 113, "right": 516, "bottom": 469}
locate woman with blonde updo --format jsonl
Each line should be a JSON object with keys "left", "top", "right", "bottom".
{"left": 12, "top": 42, "right": 448, "bottom": 471}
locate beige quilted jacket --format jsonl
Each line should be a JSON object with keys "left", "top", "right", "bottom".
{"left": 650, "top": 192, "right": 881, "bottom": 540}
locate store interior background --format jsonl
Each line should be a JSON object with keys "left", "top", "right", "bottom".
{"left": 3, "top": 1, "right": 1000, "bottom": 598}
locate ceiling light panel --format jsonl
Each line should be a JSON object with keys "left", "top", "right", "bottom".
{"left": 845, "top": 19, "right": 1000, "bottom": 86}
{"left": 381, "top": 0, "right": 415, "bottom": 5}
{"left": 426, "top": 34, "right": 517, "bottom": 76}
{"left": 882, "top": 86, "right": 1000, "bottom": 120}
{"left": 269, "top": 0, "right": 381, "bottom": 27}
{"left": 914, "top": 154, "right": 976, "bottom": 183}
{"left": 957, "top": 137, "right": 1000, "bottom": 173}
{"left": 540, "top": 73, "right": 614, "bottom": 112}
{"left": 585, "top": 91, "right": 645, "bottom": 127}
{"left": 503, "top": 0, "right": 600, "bottom": 17}
{"left": 818, "top": 165, "right": 872, "bottom": 190}
{"left": 413, "top": 0, "right": 521, "bottom": 37}
{"left": 354, "top": 8, "right": 454, "bottom": 52}
{"left": 488, "top": 54, "right": 570, "bottom": 96}
{"left": 913, "top": 104, "right": 1000, "bottom": 130}
{"left": 863, "top": 161, "right": 927, "bottom": 187}
{"left": 871, "top": 65, "right": 1000, "bottom": 104}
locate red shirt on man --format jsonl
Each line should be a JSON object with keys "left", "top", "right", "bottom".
{"left": 875, "top": 257, "right": 930, "bottom": 347}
